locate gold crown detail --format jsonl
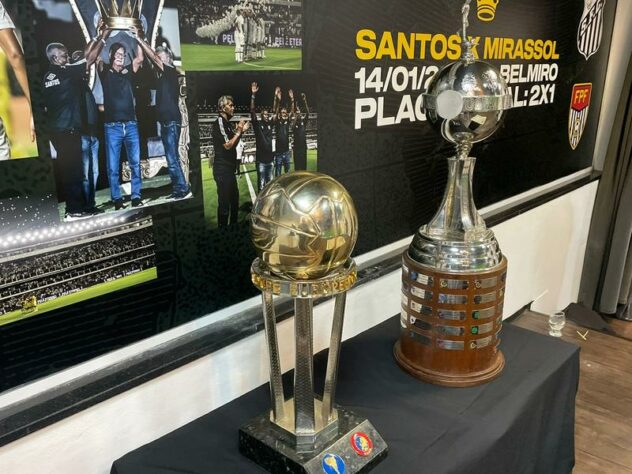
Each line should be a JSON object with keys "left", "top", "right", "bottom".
{"left": 476, "top": 0, "right": 499, "bottom": 22}
{"left": 96, "top": 0, "right": 143, "bottom": 29}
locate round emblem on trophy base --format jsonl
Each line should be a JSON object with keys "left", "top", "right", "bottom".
{"left": 350, "top": 432, "right": 373, "bottom": 456}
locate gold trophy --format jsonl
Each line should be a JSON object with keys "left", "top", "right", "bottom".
{"left": 240, "top": 172, "right": 387, "bottom": 473}
{"left": 96, "top": 0, "right": 144, "bottom": 29}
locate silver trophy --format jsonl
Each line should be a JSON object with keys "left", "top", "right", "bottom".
{"left": 394, "top": 1, "right": 512, "bottom": 387}
{"left": 240, "top": 172, "right": 387, "bottom": 473}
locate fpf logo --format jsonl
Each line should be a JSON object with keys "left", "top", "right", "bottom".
{"left": 568, "top": 83, "right": 592, "bottom": 150}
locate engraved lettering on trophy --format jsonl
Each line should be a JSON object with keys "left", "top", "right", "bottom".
{"left": 438, "top": 309, "right": 466, "bottom": 320}
{"left": 410, "top": 286, "right": 433, "bottom": 300}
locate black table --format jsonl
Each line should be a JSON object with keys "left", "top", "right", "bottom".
{"left": 111, "top": 317, "right": 579, "bottom": 474}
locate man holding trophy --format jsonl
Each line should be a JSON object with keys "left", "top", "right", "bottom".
{"left": 85, "top": 19, "right": 144, "bottom": 210}
{"left": 133, "top": 26, "right": 191, "bottom": 200}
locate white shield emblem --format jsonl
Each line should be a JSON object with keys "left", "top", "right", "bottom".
{"left": 568, "top": 83, "right": 592, "bottom": 150}
{"left": 577, "top": 0, "right": 606, "bottom": 60}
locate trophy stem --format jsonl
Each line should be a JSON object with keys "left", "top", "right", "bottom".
{"left": 321, "top": 292, "right": 346, "bottom": 424}
{"left": 294, "top": 298, "right": 315, "bottom": 436}
{"left": 262, "top": 291, "right": 285, "bottom": 422}
{"left": 425, "top": 155, "right": 485, "bottom": 240}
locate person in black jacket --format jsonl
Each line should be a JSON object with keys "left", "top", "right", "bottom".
{"left": 250, "top": 82, "right": 274, "bottom": 192}
{"left": 72, "top": 50, "right": 102, "bottom": 214}
{"left": 290, "top": 90, "right": 309, "bottom": 171}
{"left": 133, "top": 26, "right": 191, "bottom": 200}
{"left": 43, "top": 42, "right": 88, "bottom": 219}
{"left": 211, "top": 95, "right": 249, "bottom": 227}
{"left": 272, "top": 86, "right": 291, "bottom": 177}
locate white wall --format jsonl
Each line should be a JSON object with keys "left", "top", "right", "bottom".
{"left": 0, "top": 181, "right": 598, "bottom": 474}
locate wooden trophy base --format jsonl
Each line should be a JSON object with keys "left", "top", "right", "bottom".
{"left": 394, "top": 340, "right": 505, "bottom": 387}
{"left": 395, "top": 252, "right": 508, "bottom": 388}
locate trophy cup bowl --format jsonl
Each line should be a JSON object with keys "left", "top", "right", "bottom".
{"left": 424, "top": 60, "right": 510, "bottom": 145}
{"left": 394, "top": 1, "right": 512, "bottom": 387}
{"left": 241, "top": 172, "right": 387, "bottom": 473}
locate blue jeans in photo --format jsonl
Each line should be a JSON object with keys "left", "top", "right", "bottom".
{"left": 104, "top": 121, "right": 141, "bottom": 201}
{"left": 274, "top": 150, "right": 291, "bottom": 177}
{"left": 256, "top": 161, "right": 274, "bottom": 192}
{"left": 81, "top": 134, "right": 99, "bottom": 207}
{"left": 160, "top": 121, "right": 189, "bottom": 196}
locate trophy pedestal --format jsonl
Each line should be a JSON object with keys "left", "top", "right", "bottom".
{"left": 239, "top": 403, "right": 387, "bottom": 474}
{"left": 396, "top": 252, "right": 507, "bottom": 387}
{"left": 394, "top": 340, "right": 505, "bottom": 387}
{"left": 247, "top": 258, "right": 387, "bottom": 473}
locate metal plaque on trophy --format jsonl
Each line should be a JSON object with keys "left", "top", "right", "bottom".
{"left": 394, "top": 0, "right": 512, "bottom": 387}
{"left": 239, "top": 172, "right": 387, "bottom": 473}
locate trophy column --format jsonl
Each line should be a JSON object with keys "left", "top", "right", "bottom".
{"left": 240, "top": 259, "right": 388, "bottom": 473}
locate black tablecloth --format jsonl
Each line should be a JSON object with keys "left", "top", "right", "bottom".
{"left": 111, "top": 317, "right": 579, "bottom": 474}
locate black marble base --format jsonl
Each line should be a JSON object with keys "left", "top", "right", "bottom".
{"left": 239, "top": 407, "right": 388, "bottom": 473}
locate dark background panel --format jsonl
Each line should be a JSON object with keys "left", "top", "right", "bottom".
{"left": 0, "top": 0, "right": 617, "bottom": 392}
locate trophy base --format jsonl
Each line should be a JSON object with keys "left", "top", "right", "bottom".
{"left": 239, "top": 406, "right": 387, "bottom": 473}
{"left": 396, "top": 252, "right": 508, "bottom": 387}
{"left": 394, "top": 340, "right": 505, "bottom": 387}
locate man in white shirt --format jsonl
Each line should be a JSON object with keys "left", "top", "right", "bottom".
{"left": 234, "top": 9, "right": 245, "bottom": 63}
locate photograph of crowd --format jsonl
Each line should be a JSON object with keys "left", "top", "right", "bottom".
{"left": 197, "top": 75, "right": 317, "bottom": 227}
{"left": 0, "top": 195, "right": 157, "bottom": 326}
{"left": 0, "top": 0, "right": 37, "bottom": 160}
{"left": 179, "top": 0, "right": 302, "bottom": 71}
{"left": 29, "top": 0, "right": 191, "bottom": 222}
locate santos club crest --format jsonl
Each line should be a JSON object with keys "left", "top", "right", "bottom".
{"left": 577, "top": 0, "right": 606, "bottom": 60}
{"left": 568, "top": 83, "right": 592, "bottom": 150}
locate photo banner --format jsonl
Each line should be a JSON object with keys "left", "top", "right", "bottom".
{"left": 69, "top": 0, "right": 165, "bottom": 48}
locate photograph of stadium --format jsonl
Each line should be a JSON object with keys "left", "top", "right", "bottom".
{"left": 28, "top": 0, "right": 193, "bottom": 221}
{"left": 179, "top": 0, "right": 302, "bottom": 71}
{"left": 0, "top": 195, "right": 157, "bottom": 327}
{"left": 198, "top": 74, "right": 317, "bottom": 228}
{"left": 0, "top": 0, "right": 37, "bottom": 160}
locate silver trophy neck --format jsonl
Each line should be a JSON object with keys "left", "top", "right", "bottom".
{"left": 409, "top": 154, "right": 502, "bottom": 272}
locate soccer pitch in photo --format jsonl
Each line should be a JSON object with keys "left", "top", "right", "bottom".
{"left": 202, "top": 149, "right": 317, "bottom": 228}
{"left": 182, "top": 44, "right": 302, "bottom": 71}
{"left": 0, "top": 268, "right": 158, "bottom": 327}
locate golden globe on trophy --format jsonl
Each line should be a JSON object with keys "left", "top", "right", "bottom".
{"left": 394, "top": 0, "right": 512, "bottom": 387}
{"left": 96, "top": 0, "right": 143, "bottom": 29}
{"left": 239, "top": 172, "right": 387, "bottom": 473}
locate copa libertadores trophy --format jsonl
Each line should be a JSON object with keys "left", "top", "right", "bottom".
{"left": 394, "top": 0, "right": 512, "bottom": 387}
{"left": 240, "top": 172, "right": 387, "bottom": 473}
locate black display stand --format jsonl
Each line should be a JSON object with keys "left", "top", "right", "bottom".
{"left": 111, "top": 317, "right": 579, "bottom": 474}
